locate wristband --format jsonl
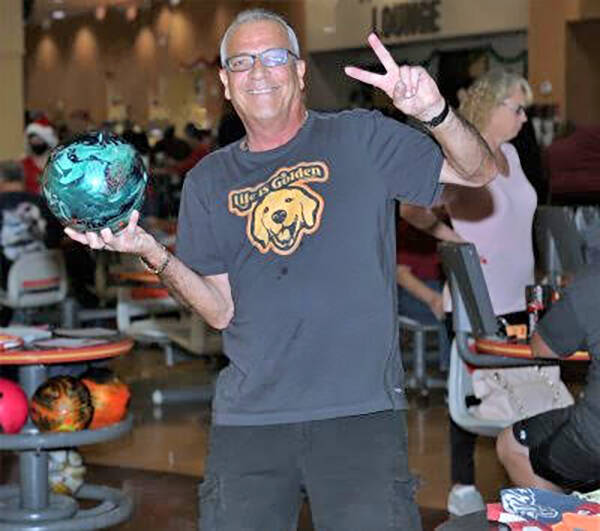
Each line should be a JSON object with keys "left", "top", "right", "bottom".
{"left": 139, "top": 244, "right": 170, "bottom": 275}
{"left": 421, "top": 99, "right": 450, "bottom": 128}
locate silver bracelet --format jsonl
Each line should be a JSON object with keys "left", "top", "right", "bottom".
{"left": 139, "top": 244, "right": 170, "bottom": 275}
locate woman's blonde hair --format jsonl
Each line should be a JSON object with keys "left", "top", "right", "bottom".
{"left": 458, "top": 68, "right": 532, "bottom": 132}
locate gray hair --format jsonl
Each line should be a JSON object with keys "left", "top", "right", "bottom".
{"left": 0, "top": 160, "right": 24, "bottom": 183}
{"left": 219, "top": 9, "right": 300, "bottom": 68}
{"left": 459, "top": 68, "right": 533, "bottom": 132}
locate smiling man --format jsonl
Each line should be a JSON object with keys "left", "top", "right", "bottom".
{"left": 218, "top": 17, "right": 306, "bottom": 147}
{"left": 65, "top": 8, "right": 497, "bottom": 530}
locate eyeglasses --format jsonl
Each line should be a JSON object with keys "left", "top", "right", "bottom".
{"left": 224, "top": 48, "right": 298, "bottom": 72}
{"left": 502, "top": 101, "right": 526, "bottom": 116}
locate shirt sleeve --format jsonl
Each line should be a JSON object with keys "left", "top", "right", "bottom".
{"left": 536, "top": 289, "right": 587, "bottom": 357}
{"left": 175, "top": 172, "right": 227, "bottom": 275}
{"left": 365, "top": 111, "right": 445, "bottom": 206}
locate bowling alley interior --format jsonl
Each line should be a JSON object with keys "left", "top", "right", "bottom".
{"left": 1, "top": 1, "right": 600, "bottom": 530}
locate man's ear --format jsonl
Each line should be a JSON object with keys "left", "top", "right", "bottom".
{"left": 295, "top": 60, "right": 306, "bottom": 91}
{"left": 219, "top": 69, "right": 231, "bottom": 101}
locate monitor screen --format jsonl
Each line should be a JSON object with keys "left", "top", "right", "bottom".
{"left": 438, "top": 242, "right": 498, "bottom": 337}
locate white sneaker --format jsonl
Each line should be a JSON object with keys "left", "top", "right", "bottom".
{"left": 447, "top": 484, "right": 485, "bottom": 516}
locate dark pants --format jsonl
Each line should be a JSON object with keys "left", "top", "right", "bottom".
{"left": 514, "top": 406, "right": 600, "bottom": 492}
{"left": 198, "top": 410, "right": 421, "bottom": 531}
{"left": 449, "top": 310, "right": 528, "bottom": 485}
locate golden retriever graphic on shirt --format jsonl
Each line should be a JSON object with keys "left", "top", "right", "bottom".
{"left": 228, "top": 162, "right": 329, "bottom": 255}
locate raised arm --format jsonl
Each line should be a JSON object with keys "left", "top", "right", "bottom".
{"left": 64, "top": 210, "right": 234, "bottom": 330}
{"left": 345, "top": 33, "right": 496, "bottom": 187}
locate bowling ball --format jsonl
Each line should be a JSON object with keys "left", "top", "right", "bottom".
{"left": 41, "top": 130, "right": 148, "bottom": 233}
{"left": 30, "top": 376, "right": 93, "bottom": 432}
{"left": 80, "top": 368, "right": 131, "bottom": 430}
{"left": 0, "top": 378, "right": 28, "bottom": 434}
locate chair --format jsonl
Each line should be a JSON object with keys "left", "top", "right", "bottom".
{"left": 439, "top": 242, "right": 555, "bottom": 437}
{"left": 116, "top": 284, "right": 182, "bottom": 366}
{"left": 0, "top": 249, "right": 68, "bottom": 325}
{"left": 117, "top": 287, "right": 222, "bottom": 407}
{"left": 116, "top": 280, "right": 219, "bottom": 361}
{"left": 111, "top": 254, "right": 222, "bottom": 404}
{"left": 398, "top": 315, "right": 446, "bottom": 397}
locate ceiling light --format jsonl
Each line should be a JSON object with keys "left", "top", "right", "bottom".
{"left": 95, "top": 5, "right": 107, "bottom": 21}
{"left": 126, "top": 5, "right": 138, "bottom": 21}
{"left": 170, "top": 0, "right": 181, "bottom": 6}
{"left": 51, "top": 9, "right": 66, "bottom": 20}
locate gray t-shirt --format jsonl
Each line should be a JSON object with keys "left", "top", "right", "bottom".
{"left": 176, "top": 109, "right": 444, "bottom": 425}
{"left": 537, "top": 267, "right": 600, "bottom": 448}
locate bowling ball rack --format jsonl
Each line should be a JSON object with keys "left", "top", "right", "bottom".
{"left": 0, "top": 338, "right": 134, "bottom": 530}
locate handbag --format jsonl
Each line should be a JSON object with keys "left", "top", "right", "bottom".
{"left": 469, "top": 365, "right": 574, "bottom": 423}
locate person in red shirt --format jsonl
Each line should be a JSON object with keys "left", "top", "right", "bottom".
{"left": 545, "top": 125, "right": 600, "bottom": 202}
{"left": 396, "top": 206, "right": 454, "bottom": 371}
{"left": 170, "top": 124, "right": 213, "bottom": 177}
{"left": 20, "top": 118, "right": 58, "bottom": 195}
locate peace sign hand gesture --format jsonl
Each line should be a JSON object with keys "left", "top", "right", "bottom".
{"left": 344, "top": 33, "right": 445, "bottom": 123}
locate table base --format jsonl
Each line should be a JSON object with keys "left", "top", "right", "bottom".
{"left": 0, "top": 483, "right": 133, "bottom": 530}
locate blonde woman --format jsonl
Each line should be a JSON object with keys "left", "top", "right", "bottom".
{"left": 402, "top": 68, "right": 537, "bottom": 516}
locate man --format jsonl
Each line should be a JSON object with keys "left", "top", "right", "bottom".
{"left": 166, "top": 123, "right": 212, "bottom": 178}
{"left": 66, "top": 9, "right": 495, "bottom": 530}
{"left": 21, "top": 117, "right": 58, "bottom": 195}
{"left": 0, "top": 160, "right": 62, "bottom": 323}
{"left": 497, "top": 268, "right": 600, "bottom": 494}
{"left": 152, "top": 125, "right": 192, "bottom": 163}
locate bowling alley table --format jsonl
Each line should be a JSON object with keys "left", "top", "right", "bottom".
{"left": 110, "top": 266, "right": 215, "bottom": 405}
{"left": 110, "top": 267, "right": 209, "bottom": 357}
{"left": 474, "top": 336, "right": 590, "bottom": 361}
{"left": 0, "top": 331, "right": 135, "bottom": 530}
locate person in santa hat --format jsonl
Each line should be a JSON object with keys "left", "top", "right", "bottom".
{"left": 20, "top": 117, "right": 58, "bottom": 195}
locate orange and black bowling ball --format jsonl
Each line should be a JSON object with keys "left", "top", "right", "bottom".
{"left": 30, "top": 376, "right": 93, "bottom": 432}
{"left": 80, "top": 368, "right": 130, "bottom": 430}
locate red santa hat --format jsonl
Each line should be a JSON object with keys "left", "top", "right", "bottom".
{"left": 25, "top": 117, "right": 58, "bottom": 148}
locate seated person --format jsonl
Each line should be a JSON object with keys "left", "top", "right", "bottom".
{"left": 151, "top": 125, "right": 191, "bottom": 165}
{"left": 496, "top": 267, "right": 600, "bottom": 493}
{"left": 397, "top": 206, "right": 453, "bottom": 370}
{"left": 396, "top": 264, "right": 443, "bottom": 321}
{"left": 0, "top": 160, "right": 63, "bottom": 323}
{"left": 164, "top": 123, "right": 212, "bottom": 178}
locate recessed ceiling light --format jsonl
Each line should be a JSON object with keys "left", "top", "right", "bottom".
{"left": 95, "top": 5, "right": 107, "bottom": 21}
{"left": 170, "top": 0, "right": 181, "bottom": 6}
{"left": 51, "top": 9, "right": 66, "bottom": 20}
{"left": 125, "top": 5, "right": 138, "bottom": 21}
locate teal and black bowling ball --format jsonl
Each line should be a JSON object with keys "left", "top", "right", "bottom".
{"left": 41, "top": 131, "right": 148, "bottom": 233}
